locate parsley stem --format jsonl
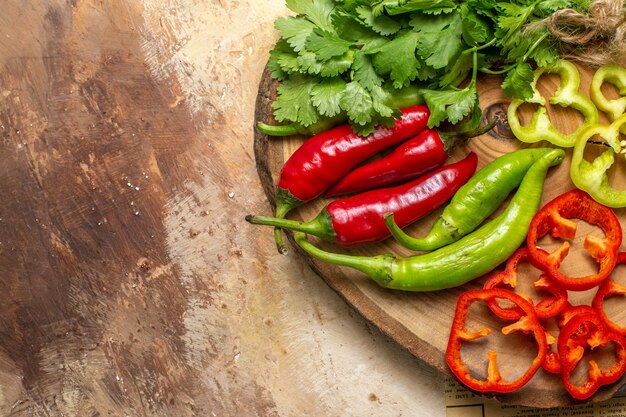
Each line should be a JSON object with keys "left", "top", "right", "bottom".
{"left": 471, "top": 48, "right": 478, "bottom": 85}
{"left": 461, "top": 38, "right": 496, "bottom": 55}
{"left": 479, "top": 32, "right": 550, "bottom": 76}
{"left": 522, "top": 31, "right": 550, "bottom": 62}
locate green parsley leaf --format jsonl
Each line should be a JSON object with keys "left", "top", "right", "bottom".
{"left": 267, "top": 41, "right": 295, "bottom": 80}
{"left": 355, "top": 5, "right": 402, "bottom": 36}
{"left": 332, "top": 11, "right": 388, "bottom": 45}
{"left": 305, "top": 29, "right": 354, "bottom": 62}
{"left": 496, "top": 2, "right": 537, "bottom": 52}
{"left": 377, "top": 0, "right": 457, "bottom": 16}
{"left": 437, "top": 52, "right": 473, "bottom": 88}
{"left": 501, "top": 62, "right": 535, "bottom": 98}
{"left": 286, "top": 0, "right": 336, "bottom": 33}
{"left": 269, "top": 41, "right": 302, "bottom": 75}
{"left": 536, "top": 0, "right": 572, "bottom": 15}
{"left": 311, "top": 77, "right": 346, "bottom": 117}
{"left": 274, "top": 16, "right": 316, "bottom": 53}
{"left": 461, "top": 9, "right": 490, "bottom": 46}
{"left": 371, "top": 31, "right": 420, "bottom": 88}
{"left": 527, "top": 33, "right": 560, "bottom": 67}
{"left": 340, "top": 81, "right": 374, "bottom": 126}
{"left": 423, "top": 83, "right": 477, "bottom": 127}
{"left": 272, "top": 76, "right": 320, "bottom": 127}
{"left": 370, "top": 85, "right": 399, "bottom": 118}
{"left": 296, "top": 50, "right": 355, "bottom": 77}
{"left": 411, "top": 13, "right": 464, "bottom": 70}
{"left": 352, "top": 50, "right": 383, "bottom": 91}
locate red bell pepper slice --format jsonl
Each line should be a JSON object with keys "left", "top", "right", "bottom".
{"left": 592, "top": 252, "right": 626, "bottom": 336}
{"left": 526, "top": 189, "right": 622, "bottom": 291}
{"left": 558, "top": 311, "right": 626, "bottom": 400}
{"left": 483, "top": 247, "right": 568, "bottom": 320}
{"left": 446, "top": 288, "right": 548, "bottom": 393}
{"left": 542, "top": 304, "right": 600, "bottom": 375}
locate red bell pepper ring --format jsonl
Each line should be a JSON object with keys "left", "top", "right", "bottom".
{"left": 559, "top": 304, "right": 598, "bottom": 328}
{"left": 542, "top": 304, "right": 599, "bottom": 375}
{"left": 592, "top": 252, "right": 626, "bottom": 336}
{"left": 483, "top": 247, "right": 568, "bottom": 320}
{"left": 526, "top": 189, "right": 622, "bottom": 291}
{"left": 558, "top": 311, "right": 626, "bottom": 400}
{"left": 446, "top": 288, "right": 548, "bottom": 393}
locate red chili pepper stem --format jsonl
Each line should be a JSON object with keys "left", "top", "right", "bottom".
{"left": 272, "top": 188, "right": 305, "bottom": 254}
{"left": 246, "top": 210, "right": 336, "bottom": 242}
{"left": 257, "top": 115, "right": 345, "bottom": 137}
{"left": 438, "top": 116, "right": 498, "bottom": 152}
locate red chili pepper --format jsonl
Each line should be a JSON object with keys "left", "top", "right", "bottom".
{"left": 526, "top": 189, "right": 622, "bottom": 291}
{"left": 324, "top": 129, "right": 448, "bottom": 197}
{"left": 593, "top": 252, "right": 626, "bottom": 336}
{"left": 325, "top": 119, "right": 497, "bottom": 198}
{"left": 446, "top": 288, "right": 548, "bottom": 394}
{"left": 483, "top": 247, "right": 568, "bottom": 320}
{"left": 272, "top": 105, "right": 430, "bottom": 253}
{"left": 558, "top": 311, "right": 626, "bottom": 400}
{"left": 247, "top": 152, "right": 477, "bottom": 247}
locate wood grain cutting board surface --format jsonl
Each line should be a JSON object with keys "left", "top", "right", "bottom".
{"left": 254, "top": 63, "right": 626, "bottom": 408}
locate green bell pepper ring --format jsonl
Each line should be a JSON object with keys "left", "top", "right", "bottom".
{"left": 294, "top": 149, "right": 564, "bottom": 292}
{"left": 507, "top": 59, "right": 599, "bottom": 148}
{"left": 590, "top": 64, "right": 626, "bottom": 133}
{"left": 570, "top": 114, "right": 626, "bottom": 208}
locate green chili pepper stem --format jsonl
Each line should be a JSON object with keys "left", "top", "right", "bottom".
{"left": 246, "top": 210, "right": 335, "bottom": 242}
{"left": 385, "top": 148, "right": 554, "bottom": 251}
{"left": 295, "top": 149, "right": 564, "bottom": 291}
{"left": 384, "top": 215, "right": 458, "bottom": 252}
{"left": 294, "top": 232, "right": 395, "bottom": 287}
{"left": 257, "top": 86, "right": 424, "bottom": 137}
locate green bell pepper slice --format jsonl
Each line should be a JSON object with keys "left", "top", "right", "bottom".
{"left": 570, "top": 114, "right": 626, "bottom": 208}
{"left": 590, "top": 64, "right": 626, "bottom": 133}
{"left": 507, "top": 59, "right": 599, "bottom": 148}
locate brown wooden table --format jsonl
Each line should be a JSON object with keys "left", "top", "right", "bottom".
{"left": 0, "top": 1, "right": 445, "bottom": 415}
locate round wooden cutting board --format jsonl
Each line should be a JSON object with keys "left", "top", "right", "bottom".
{"left": 253, "top": 63, "right": 626, "bottom": 408}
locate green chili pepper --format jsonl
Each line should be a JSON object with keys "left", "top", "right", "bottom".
{"left": 570, "top": 114, "right": 626, "bottom": 208}
{"left": 294, "top": 149, "right": 564, "bottom": 292}
{"left": 507, "top": 59, "right": 599, "bottom": 148}
{"left": 590, "top": 64, "right": 626, "bottom": 133}
{"left": 384, "top": 147, "right": 556, "bottom": 251}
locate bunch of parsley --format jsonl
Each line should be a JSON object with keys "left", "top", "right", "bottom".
{"left": 266, "top": 0, "right": 590, "bottom": 135}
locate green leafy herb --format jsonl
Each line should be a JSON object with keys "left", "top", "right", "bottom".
{"left": 264, "top": 0, "right": 588, "bottom": 134}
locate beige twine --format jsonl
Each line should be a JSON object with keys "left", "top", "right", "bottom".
{"left": 537, "top": 0, "right": 626, "bottom": 66}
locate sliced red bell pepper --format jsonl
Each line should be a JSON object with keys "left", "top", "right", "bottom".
{"left": 542, "top": 304, "right": 599, "bottom": 375}
{"left": 526, "top": 189, "right": 622, "bottom": 291}
{"left": 592, "top": 252, "right": 626, "bottom": 336}
{"left": 559, "top": 304, "right": 598, "bottom": 328}
{"left": 558, "top": 311, "right": 626, "bottom": 400}
{"left": 483, "top": 247, "right": 568, "bottom": 320}
{"left": 446, "top": 288, "right": 548, "bottom": 393}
